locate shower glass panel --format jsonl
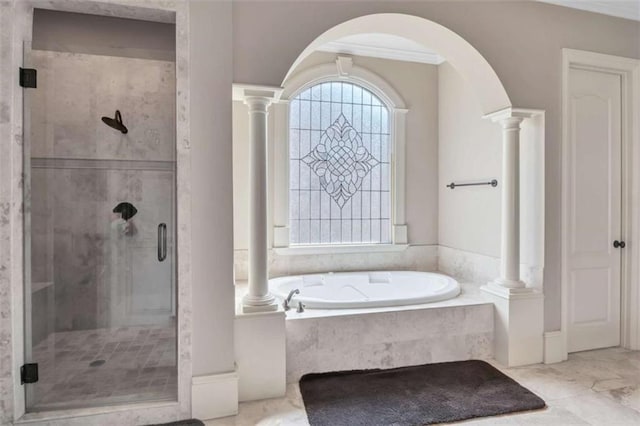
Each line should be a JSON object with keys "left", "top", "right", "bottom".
{"left": 23, "top": 23, "right": 177, "bottom": 411}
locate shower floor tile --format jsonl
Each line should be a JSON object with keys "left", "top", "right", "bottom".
{"left": 28, "top": 325, "right": 177, "bottom": 411}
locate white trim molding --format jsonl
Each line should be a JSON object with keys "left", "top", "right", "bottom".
{"left": 281, "top": 55, "right": 406, "bottom": 109}
{"left": 273, "top": 55, "right": 409, "bottom": 251}
{"left": 317, "top": 38, "right": 446, "bottom": 65}
{"left": 536, "top": 1, "right": 640, "bottom": 22}
{"left": 274, "top": 243, "right": 409, "bottom": 256}
{"left": 191, "top": 371, "right": 239, "bottom": 420}
{"left": 561, "top": 49, "right": 640, "bottom": 359}
{"left": 543, "top": 331, "right": 567, "bottom": 364}
{"left": 392, "top": 108, "right": 409, "bottom": 244}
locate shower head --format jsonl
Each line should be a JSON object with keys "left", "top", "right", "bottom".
{"left": 101, "top": 110, "right": 128, "bottom": 134}
{"left": 113, "top": 202, "right": 137, "bottom": 220}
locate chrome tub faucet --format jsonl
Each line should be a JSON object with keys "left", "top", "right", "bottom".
{"left": 283, "top": 288, "right": 300, "bottom": 311}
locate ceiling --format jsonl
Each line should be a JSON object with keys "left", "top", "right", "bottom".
{"left": 537, "top": 0, "right": 640, "bottom": 21}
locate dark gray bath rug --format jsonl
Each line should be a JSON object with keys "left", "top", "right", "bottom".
{"left": 299, "top": 360, "right": 546, "bottom": 426}
{"left": 147, "top": 420, "right": 204, "bottom": 426}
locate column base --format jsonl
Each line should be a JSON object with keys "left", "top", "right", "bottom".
{"left": 482, "top": 278, "right": 534, "bottom": 298}
{"left": 242, "top": 293, "right": 278, "bottom": 313}
{"left": 235, "top": 309, "right": 286, "bottom": 402}
{"left": 488, "top": 277, "right": 527, "bottom": 290}
{"left": 481, "top": 282, "right": 544, "bottom": 367}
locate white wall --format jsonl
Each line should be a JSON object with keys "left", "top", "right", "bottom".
{"left": 231, "top": 0, "right": 640, "bottom": 331}
{"left": 438, "top": 61, "right": 502, "bottom": 258}
{"left": 233, "top": 52, "right": 439, "bottom": 253}
{"left": 232, "top": 101, "right": 251, "bottom": 251}
{"left": 189, "top": 0, "right": 235, "bottom": 377}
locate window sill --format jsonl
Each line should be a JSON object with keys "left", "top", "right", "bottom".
{"left": 273, "top": 244, "right": 409, "bottom": 256}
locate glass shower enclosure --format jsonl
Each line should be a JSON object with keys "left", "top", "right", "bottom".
{"left": 22, "top": 9, "right": 177, "bottom": 411}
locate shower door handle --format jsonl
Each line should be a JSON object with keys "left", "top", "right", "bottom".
{"left": 158, "top": 223, "right": 167, "bottom": 262}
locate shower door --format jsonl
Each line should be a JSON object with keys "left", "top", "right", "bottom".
{"left": 22, "top": 40, "right": 178, "bottom": 411}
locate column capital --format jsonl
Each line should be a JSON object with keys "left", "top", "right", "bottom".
{"left": 233, "top": 83, "right": 282, "bottom": 105}
{"left": 483, "top": 107, "right": 544, "bottom": 127}
{"left": 244, "top": 96, "right": 273, "bottom": 113}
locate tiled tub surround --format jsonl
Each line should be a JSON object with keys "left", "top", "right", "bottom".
{"left": 235, "top": 281, "right": 493, "bottom": 384}
{"left": 234, "top": 245, "right": 543, "bottom": 289}
{"left": 29, "top": 325, "right": 177, "bottom": 411}
{"left": 286, "top": 284, "right": 493, "bottom": 383}
{"left": 233, "top": 244, "right": 438, "bottom": 281}
{"left": 438, "top": 245, "right": 544, "bottom": 289}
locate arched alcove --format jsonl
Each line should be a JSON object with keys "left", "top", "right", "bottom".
{"left": 282, "top": 13, "right": 512, "bottom": 115}
{"left": 275, "top": 12, "right": 545, "bottom": 368}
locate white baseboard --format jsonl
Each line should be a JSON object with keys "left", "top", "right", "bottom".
{"left": 543, "top": 331, "right": 567, "bottom": 364}
{"left": 191, "top": 371, "right": 238, "bottom": 420}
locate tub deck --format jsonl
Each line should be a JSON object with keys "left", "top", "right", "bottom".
{"left": 235, "top": 279, "right": 494, "bottom": 383}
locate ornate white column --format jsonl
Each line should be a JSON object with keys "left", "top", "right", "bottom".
{"left": 481, "top": 107, "right": 545, "bottom": 367}
{"left": 239, "top": 87, "right": 281, "bottom": 313}
{"left": 483, "top": 108, "right": 544, "bottom": 294}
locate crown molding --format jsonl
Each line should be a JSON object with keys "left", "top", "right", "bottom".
{"left": 537, "top": 1, "right": 640, "bottom": 22}
{"left": 317, "top": 40, "right": 445, "bottom": 65}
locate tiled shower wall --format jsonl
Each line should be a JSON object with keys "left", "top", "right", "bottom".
{"left": 30, "top": 51, "right": 175, "bottom": 162}
{"left": 29, "top": 50, "right": 176, "bottom": 336}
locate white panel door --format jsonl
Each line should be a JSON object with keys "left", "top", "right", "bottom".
{"left": 567, "top": 67, "right": 622, "bottom": 352}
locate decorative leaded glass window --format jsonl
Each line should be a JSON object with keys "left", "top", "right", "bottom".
{"left": 289, "top": 81, "right": 391, "bottom": 245}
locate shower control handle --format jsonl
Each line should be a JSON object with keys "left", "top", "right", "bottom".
{"left": 158, "top": 223, "right": 167, "bottom": 261}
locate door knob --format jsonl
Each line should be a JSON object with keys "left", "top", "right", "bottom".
{"left": 613, "top": 240, "right": 626, "bottom": 249}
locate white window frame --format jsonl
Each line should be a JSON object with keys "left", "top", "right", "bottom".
{"left": 272, "top": 56, "right": 408, "bottom": 254}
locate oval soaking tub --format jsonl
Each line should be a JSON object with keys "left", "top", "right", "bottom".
{"left": 270, "top": 271, "right": 460, "bottom": 309}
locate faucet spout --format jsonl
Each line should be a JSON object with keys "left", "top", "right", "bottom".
{"left": 283, "top": 288, "right": 300, "bottom": 311}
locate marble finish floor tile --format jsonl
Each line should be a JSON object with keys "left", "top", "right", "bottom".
{"left": 206, "top": 348, "right": 640, "bottom": 426}
{"left": 28, "top": 325, "right": 177, "bottom": 411}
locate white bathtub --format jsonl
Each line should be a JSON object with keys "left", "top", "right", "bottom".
{"left": 269, "top": 271, "right": 460, "bottom": 309}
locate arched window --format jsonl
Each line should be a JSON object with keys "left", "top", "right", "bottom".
{"left": 289, "top": 81, "right": 391, "bottom": 245}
